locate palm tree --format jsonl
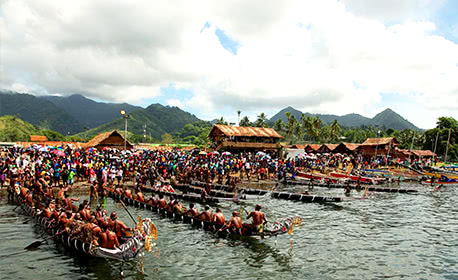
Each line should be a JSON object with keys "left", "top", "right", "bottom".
{"left": 216, "top": 117, "right": 228, "bottom": 125}
{"left": 301, "top": 114, "right": 314, "bottom": 141}
{"left": 255, "top": 112, "right": 268, "bottom": 128}
{"left": 239, "top": 116, "right": 251, "bottom": 127}
{"left": 293, "top": 120, "right": 302, "bottom": 143}
{"left": 330, "top": 120, "right": 342, "bottom": 142}
{"left": 274, "top": 119, "right": 284, "bottom": 133}
{"left": 237, "top": 110, "right": 241, "bottom": 125}
{"left": 285, "top": 112, "right": 296, "bottom": 142}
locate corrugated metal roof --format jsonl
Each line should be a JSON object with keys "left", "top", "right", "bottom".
{"left": 341, "top": 143, "right": 361, "bottom": 151}
{"left": 304, "top": 144, "right": 321, "bottom": 151}
{"left": 411, "top": 149, "right": 436, "bottom": 157}
{"left": 209, "top": 124, "right": 283, "bottom": 138}
{"left": 361, "top": 137, "right": 399, "bottom": 146}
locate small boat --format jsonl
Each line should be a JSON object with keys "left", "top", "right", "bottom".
{"left": 420, "top": 180, "right": 458, "bottom": 186}
{"left": 329, "top": 172, "right": 385, "bottom": 184}
{"left": 183, "top": 182, "right": 344, "bottom": 203}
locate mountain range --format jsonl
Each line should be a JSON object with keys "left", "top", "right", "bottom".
{"left": 0, "top": 91, "right": 419, "bottom": 139}
{"left": 269, "top": 106, "right": 420, "bottom": 131}
{"left": 0, "top": 91, "right": 201, "bottom": 138}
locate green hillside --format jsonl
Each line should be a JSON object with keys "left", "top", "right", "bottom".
{"left": 77, "top": 103, "right": 202, "bottom": 139}
{"left": 0, "top": 91, "right": 84, "bottom": 134}
{"left": 42, "top": 94, "right": 141, "bottom": 130}
{"left": 0, "top": 115, "right": 40, "bottom": 141}
{"left": 0, "top": 115, "right": 66, "bottom": 142}
{"left": 371, "top": 108, "right": 418, "bottom": 130}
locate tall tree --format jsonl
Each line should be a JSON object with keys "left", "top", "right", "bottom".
{"left": 274, "top": 119, "right": 284, "bottom": 133}
{"left": 330, "top": 120, "right": 342, "bottom": 142}
{"left": 216, "top": 117, "right": 228, "bottom": 125}
{"left": 237, "top": 110, "right": 241, "bottom": 125}
{"left": 285, "top": 112, "right": 296, "bottom": 142}
{"left": 255, "top": 112, "right": 268, "bottom": 128}
{"left": 239, "top": 116, "right": 251, "bottom": 127}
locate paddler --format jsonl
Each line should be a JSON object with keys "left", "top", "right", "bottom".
{"left": 219, "top": 211, "right": 243, "bottom": 234}
{"left": 109, "top": 212, "right": 133, "bottom": 239}
{"left": 212, "top": 208, "right": 225, "bottom": 230}
{"left": 185, "top": 203, "right": 199, "bottom": 217}
{"left": 244, "top": 204, "right": 267, "bottom": 233}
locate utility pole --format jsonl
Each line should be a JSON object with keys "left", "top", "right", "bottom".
{"left": 143, "top": 124, "right": 147, "bottom": 143}
{"left": 121, "top": 110, "right": 129, "bottom": 150}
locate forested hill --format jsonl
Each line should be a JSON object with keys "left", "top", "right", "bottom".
{"left": 42, "top": 94, "right": 141, "bottom": 130}
{"left": 77, "top": 103, "right": 203, "bottom": 140}
{"left": 270, "top": 106, "right": 419, "bottom": 130}
{"left": 0, "top": 91, "right": 84, "bottom": 134}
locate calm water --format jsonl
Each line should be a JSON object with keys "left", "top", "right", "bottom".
{"left": 1, "top": 183, "right": 457, "bottom": 280}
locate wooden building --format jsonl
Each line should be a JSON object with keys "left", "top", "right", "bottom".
{"left": 30, "top": 135, "right": 48, "bottom": 142}
{"left": 357, "top": 137, "right": 400, "bottom": 158}
{"left": 208, "top": 124, "right": 283, "bottom": 153}
{"left": 333, "top": 143, "right": 361, "bottom": 154}
{"left": 411, "top": 149, "right": 436, "bottom": 159}
{"left": 304, "top": 144, "right": 321, "bottom": 153}
{"left": 317, "top": 144, "right": 338, "bottom": 153}
{"left": 83, "top": 130, "right": 133, "bottom": 150}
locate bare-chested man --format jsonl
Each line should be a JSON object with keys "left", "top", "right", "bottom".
{"left": 109, "top": 212, "right": 132, "bottom": 239}
{"left": 196, "top": 205, "right": 212, "bottom": 222}
{"left": 219, "top": 211, "right": 243, "bottom": 234}
{"left": 157, "top": 194, "right": 167, "bottom": 209}
{"left": 244, "top": 204, "right": 268, "bottom": 233}
{"left": 212, "top": 208, "right": 225, "bottom": 227}
{"left": 185, "top": 203, "right": 199, "bottom": 217}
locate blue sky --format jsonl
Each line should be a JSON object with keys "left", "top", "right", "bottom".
{"left": 2, "top": 0, "right": 458, "bottom": 129}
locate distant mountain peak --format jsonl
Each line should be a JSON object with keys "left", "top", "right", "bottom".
{"left": 269, "top": 106, "right": 419, "bottom": 130}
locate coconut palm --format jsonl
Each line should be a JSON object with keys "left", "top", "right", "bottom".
{"left": 274, "top": 119, "right": 284, "bottom": 133}
{"left": 239, "top": 116, "right": 251, "bottom": 127}
{"left": 255, "top": 112, "right": 268, "bottom": 128}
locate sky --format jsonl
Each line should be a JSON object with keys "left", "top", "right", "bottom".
{"left": 1, "top": 0, "right": 458, "bottom": 129}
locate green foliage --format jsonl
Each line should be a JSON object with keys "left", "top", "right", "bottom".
{"left": 239, "top": 116, "right": 251, "bottom": 127}
{"left": 161, "top": 133, "right": 175, "bottom": 144}
{"left": 215, "top": 117, "right": 228, "bottom": 125}
{"left": 76, "top": 103, "right": 202, "bottom": 140}
{"left": 270, "top": 106, "right": 419, "bottom": 130}
{"left": 254, "top": 113, "right": 268, "bottom": 128}
{"left": 39, "top": 129, "right": 65, "bottom": 141}
{"left": 0, "top": 92, "right": 84, "bottom": 134}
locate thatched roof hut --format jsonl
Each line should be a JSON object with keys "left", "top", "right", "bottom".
{"left": 83, "top": 130, "right": 133, "bottom": 150}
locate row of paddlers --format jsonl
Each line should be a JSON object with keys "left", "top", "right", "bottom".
{"left": 106, "top": 189, "right": 296, "bottom": 238}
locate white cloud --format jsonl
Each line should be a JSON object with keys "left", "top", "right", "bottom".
{"left": 1, "top": 0, "right": 458, "bottom": 129}
{"left": 166, "top": 98, "right": 184, "bottom": 109}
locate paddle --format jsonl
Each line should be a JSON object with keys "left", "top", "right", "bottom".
{"left": 24, "top": 230, "right": 64, "bottom": 250}
{"left": 118, "top": 199, "right": 137, "bottom": 225}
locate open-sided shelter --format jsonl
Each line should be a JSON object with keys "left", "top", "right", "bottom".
{"left": 357, "top": 137, "right": 400, "bottom": 158}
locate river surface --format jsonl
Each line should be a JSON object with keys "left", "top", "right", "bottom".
{"left": 1, "top": 182, "right": 457, "bottom": 280}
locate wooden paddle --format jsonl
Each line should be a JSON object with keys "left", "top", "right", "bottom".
{"left": 118, "top": 199, "right": 137, "bottom": 225}
{"left": 24, "top": 230, "right": 64, "bottom": 250}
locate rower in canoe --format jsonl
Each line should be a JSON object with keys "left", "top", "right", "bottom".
{"left": 244, "top": 204, "right": 268, "bottom": 234}
{"left": 218, "top": 211, "right": 243, "bottom": 234}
